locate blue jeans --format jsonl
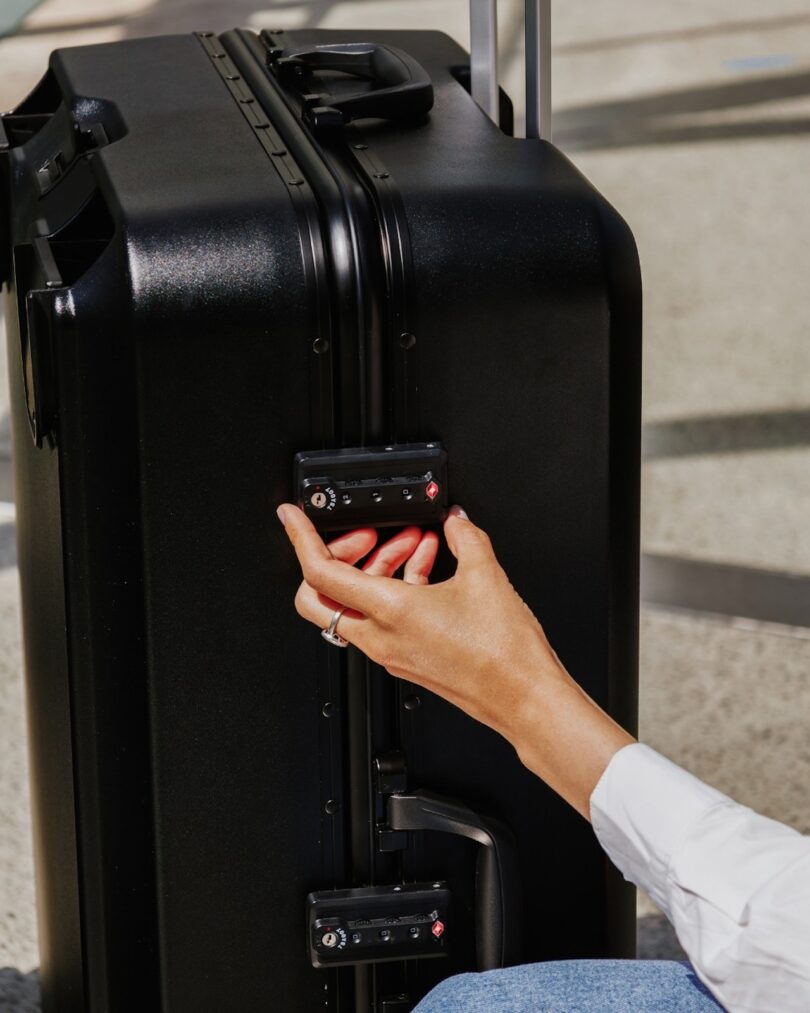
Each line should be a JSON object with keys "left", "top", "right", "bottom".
{"left": 413, "top": 961, "right": 724, "bottom": 1012}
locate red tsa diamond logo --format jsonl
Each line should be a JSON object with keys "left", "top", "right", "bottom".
{"left": 431, "top": 919, "right": 445, "bottom": 939}
{"left": 425, "top": 481, "right": 439, "bottom": 501}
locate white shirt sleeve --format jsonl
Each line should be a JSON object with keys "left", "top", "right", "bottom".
{"left": 590, "top": 742, "right": 810, "bottom": 1013}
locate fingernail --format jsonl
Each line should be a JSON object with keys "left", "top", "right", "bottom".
{"left": 449, "top": 505, "right": 468, "bottom": 520}
{"left": 276, "top": 505, "right": 288, "bottom": 526}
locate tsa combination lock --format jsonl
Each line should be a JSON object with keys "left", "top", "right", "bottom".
{"left": 306, "top": 882, "right": 451, "bottom": 968}
{"left": 293, "top": 442, "right": 448, "bottom": 531}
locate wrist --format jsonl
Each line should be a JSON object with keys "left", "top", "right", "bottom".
{"left": 499, "top": 650, "right": 635, "bottom": 819}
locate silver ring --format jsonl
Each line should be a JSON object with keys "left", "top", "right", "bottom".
{"left": 322, "top": 608, "right": 349, "bottom": 648}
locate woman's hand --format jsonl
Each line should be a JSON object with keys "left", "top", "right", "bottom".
{"left": 276, "top": 502, "right": 634, "bottom": 819}
{"left": 277, "top": 503, "right": 555, "bottom": 735}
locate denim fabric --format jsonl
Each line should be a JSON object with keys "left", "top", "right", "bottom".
{"left": 413, "top": 960, "right": 725, "bottom": 1012}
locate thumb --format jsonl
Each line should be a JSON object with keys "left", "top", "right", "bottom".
{"left": 443, "top": 506, "right": 497, "bottom": 572}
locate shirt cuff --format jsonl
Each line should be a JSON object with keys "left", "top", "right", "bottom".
{"left": 589, "top": 742, "right": 730, "bottom": 915}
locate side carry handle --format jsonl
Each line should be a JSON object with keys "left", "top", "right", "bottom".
{"left": 387, "top": 790, "right": 522, "bottom": 971}
{"left": 12, "top": 238, "right": 66, "bottom": 448}
{"left": 272, "top": 42, "right": 434, "bottom": 130}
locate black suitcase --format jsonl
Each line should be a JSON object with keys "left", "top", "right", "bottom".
{"left": 1, "top": 7, "right": 641, "bottom": 1011}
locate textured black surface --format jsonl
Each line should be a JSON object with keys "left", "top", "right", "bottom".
{"left": 2, "top": 26, "right": 640, "bottom": 1013}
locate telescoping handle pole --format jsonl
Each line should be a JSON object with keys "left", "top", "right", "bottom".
{"left": 469, "top": 0, "right": 552, "bottom": 140}
{"left": 469, "top": 0, "right": 499, "bottom": 124}
{"left": 525, "top": 0, "right": 551, "bottom": 140}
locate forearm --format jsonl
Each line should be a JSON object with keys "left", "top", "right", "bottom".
{"left": 489, "top": 643, "right": 635, "bottom": 820}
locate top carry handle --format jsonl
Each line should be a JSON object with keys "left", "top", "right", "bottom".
{"left": 273, "top": 42, "right": 434, "bottom": 128}
{"left": 469, "top": 0, "right": 551, "bottom": 139}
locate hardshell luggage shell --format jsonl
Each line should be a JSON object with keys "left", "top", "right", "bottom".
{"left": 1, "top": 21, "right": 641, "bottom": 1013}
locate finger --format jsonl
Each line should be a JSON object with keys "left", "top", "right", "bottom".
{"left": 362, "top": 527, "right": 423, "bottom": 577}
{"left": 294, "top": 581, "right": 370, "bottom": 649}
{"left": 326, "top": 528, "right": 378, "bottom": 565}
{"left": 278, "top": 504, "right": 391, "bottom": 615}
{"left": 443, "top": 505, "right": 496, "bottom": 572}
{"left": 402, "top": 530, "right": 440, "bottom": 585}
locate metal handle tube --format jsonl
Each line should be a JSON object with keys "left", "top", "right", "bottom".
{"left": 525, "top": 0, "right": 552, "bottom": 140}
{"left": 469, "top": 0, "right": 499, "bottom": 124}
{"left": 470, "top": 0, "right": 552, "bottom": 139}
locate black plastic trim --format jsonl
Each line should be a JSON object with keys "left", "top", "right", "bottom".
{"left": 344, "top": 137, "right": 420, "bottom": 442}
{"left": 225, "top": 27, "right": 372, "bottom": 446}
{"left": 198, "top": 31, "right": 335, "bottom": 447}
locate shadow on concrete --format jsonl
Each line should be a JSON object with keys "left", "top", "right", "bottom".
{"left": 0, "top": 413, "right": 14, "bottom": 505}
{"left": 556, "top": 69, "right": 810, "bottom": 150}
{"left": 0, "top": 523, "right": 17, "bottom": 570}
{"left": 643, "top": 408, "right": 810, "bottom": 460}
{"left": 642, "top": 554, "right": 810, "bottom": 632}
{"left": 0, "top": 968, "right": 40, "bottom": 1012}
{"left": 556, "top": 10, "right": 810, "bottom": 55}
{"left": 636, "top": 914, "right": 687, "bottom": 961}
{"left": 0, "top": 412, "right": 11, "bottom": 459}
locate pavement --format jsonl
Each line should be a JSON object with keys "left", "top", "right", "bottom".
{"left": 1, "top": 0, "right": 810, "bottom": 1006}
